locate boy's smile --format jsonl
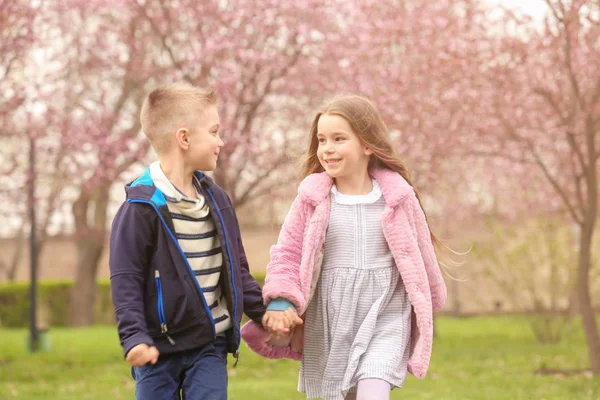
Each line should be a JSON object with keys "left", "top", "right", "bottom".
{"left": 186, "top": 105, "right": 224, "bottom": 172}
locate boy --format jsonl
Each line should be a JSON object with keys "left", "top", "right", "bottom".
{"left": 109, "top": 84, "right": 266, "bottom": 399}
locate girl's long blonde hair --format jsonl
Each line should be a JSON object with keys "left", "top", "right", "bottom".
{"left": 300, "top": 94, "right": 446, "bottom": 255}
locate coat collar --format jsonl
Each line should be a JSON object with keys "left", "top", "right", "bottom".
{"left": 298, "top": 168, "right": 413, "bottom": 208}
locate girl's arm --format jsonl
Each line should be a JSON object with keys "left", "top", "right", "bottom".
{"left": 407, "top": 193, "right": 448, "bottom": 311}
{"left": 262, "top": 194, "right": 307, "bottom": 311}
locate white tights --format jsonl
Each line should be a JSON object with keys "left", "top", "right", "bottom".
{"left": 344, "top": 378, "right": 391, "bottom": 400}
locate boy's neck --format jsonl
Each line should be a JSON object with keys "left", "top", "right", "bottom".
{"left": 158, "top": 158, "right": 197, "bottom": 199}
{"left": 334, "top": 170, "right": 373, "bottom": 196}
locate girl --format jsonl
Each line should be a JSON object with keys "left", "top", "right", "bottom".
{"left": 241, "top": 94, "right": 447, "bottom": 400}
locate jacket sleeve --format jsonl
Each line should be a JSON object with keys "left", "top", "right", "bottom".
{"left": 406, "top": 193, "right": 447, "bottom": 311}
{"left": 109, "top": 202, "right": 155, "bottom": 357}
{"left": 262, "top": 194, "right": 306, "bottom": 310}
{"left": 236, "top": 233, "right": 267, "bottom": 325}
{"left": 223, "top": 192, "right": 266, "bottom": 325}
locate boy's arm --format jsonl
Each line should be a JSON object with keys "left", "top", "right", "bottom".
{"left": 223, "top": 192, "right": 267, "bottom": 324}
{"left": 109, "top": 202, "right": 155, "bottom": 357}
{"left": 227, "top": 195, "right": 301, "bottom": 337}
{"left": 236, "top": 233, "right": 267, "bottom": 324}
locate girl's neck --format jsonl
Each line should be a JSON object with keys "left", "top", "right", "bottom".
{"left": 334, "top": 170, "right": 372, "bottom": 195}
{"left": 159, "top": 158, "right": 197, "bottom": 198}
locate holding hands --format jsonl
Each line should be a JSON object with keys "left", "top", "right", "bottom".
{"left": 262, "top": 307, "right": 303, "bottom": 336}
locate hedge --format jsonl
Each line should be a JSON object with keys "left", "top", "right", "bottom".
{"left": 0, "top": 273, "right": 266, "bottom": 328}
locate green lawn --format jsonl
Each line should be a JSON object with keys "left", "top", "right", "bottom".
{"left": 0, "top": 317, "right": 598, "bottom": 399}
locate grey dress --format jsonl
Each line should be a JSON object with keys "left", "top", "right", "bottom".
{"left": 298, "top": 180, "right": 412, "bottom": 400}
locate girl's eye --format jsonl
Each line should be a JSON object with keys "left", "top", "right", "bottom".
{"left": 318, "top": 138, "right": 326, "bottom": 144}
{"left": 336, "top": 137, "right": 344, "bottom": 142}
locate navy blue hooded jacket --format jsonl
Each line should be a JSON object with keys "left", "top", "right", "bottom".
{"left": 109, "top": 168, "right": 265, "bottom": 360}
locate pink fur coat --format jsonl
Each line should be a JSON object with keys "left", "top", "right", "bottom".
{"left": 240, "top": 168, "right": 447, "bottom": 379}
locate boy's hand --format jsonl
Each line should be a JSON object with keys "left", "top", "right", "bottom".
{"left": 262, "top": 308, "right": 303, "bottom": 336}
{"left": 126, "top": 344, "right": 160, "bottom": 367}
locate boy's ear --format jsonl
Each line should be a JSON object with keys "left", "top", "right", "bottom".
{"left": 175, "top": 128, "right": 190, "bottom": 149}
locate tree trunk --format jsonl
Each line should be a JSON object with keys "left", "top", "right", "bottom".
{"left": 68, "top": 187, "right": 108, "bottom": 326}
{"left": 577, "top": 221, "right": 600, "bottom": 374}
{"left": 6, "top": 226, "right": 25, "bottom": 281}
{"left": 68, "top": 237, "right": 104, "bottom": 326}
{"left": 452, "top": 276, "right": 461, "bottom": 317}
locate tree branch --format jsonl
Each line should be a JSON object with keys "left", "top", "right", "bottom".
{"left": 533, "top": 87, "right": 569, "bottom": 125}
{"left": 528, "top": 140, "right": 583, "bottom": 224}
{"left": 496, "top": 107, "right": 584, "bottom": 224}
{"left": 558, "top": 1, "right": 587, "bottom": 112}
{"left": 590, "top": 77, "right": 600, "bottom": 107}
{"left": 565, "top": 130, "right": 588, "bottom": 178}
{"left": 465, "top": 149, "right": 535, "bottom": 164}
{"left": 234, "top": 157, "right": 293, "bottom": 208}
{"left": 137, "top": 2, "right": 194, "bottom": 83}
{"left": 568, "top": 144, "right": 587, "bottom": 216}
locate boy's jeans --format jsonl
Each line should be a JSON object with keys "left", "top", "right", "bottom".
{"left": 132, "top": 336, "right": 228, "bottom": 400}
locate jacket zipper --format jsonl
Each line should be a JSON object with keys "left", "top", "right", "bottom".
{"left": 155, "top": 270, "right": 176, "bottom": 345}
{"left": 129, "top": 199, "right": 217, "bottom": 339}
{"left": 204, "top": 186, "right": 241, "bottom": 366}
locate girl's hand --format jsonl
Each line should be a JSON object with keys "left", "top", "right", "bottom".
{"left": 262, "top": 308, "right": 303, "bottom": 336}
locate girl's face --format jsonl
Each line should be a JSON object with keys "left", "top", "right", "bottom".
{"left": 316, "top": 113, "right": 372, "bottom": 180}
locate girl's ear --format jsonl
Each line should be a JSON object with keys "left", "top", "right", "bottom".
{"left": 364, "top": 146, "right": 373, "bottom": 156}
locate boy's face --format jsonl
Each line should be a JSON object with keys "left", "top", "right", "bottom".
{"left": 186, "top": 105, "right": 224, "bottom": 172}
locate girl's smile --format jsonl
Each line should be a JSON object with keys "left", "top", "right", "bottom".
{"left": 316, "top": 114, "right": 372, "bottom": 180}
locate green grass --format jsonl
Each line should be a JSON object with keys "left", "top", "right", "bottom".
{"left": 1, "top": 317, "right": 599, "bottom": 399}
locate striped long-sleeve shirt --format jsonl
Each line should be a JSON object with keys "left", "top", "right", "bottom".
{"left": 150, "top": 162, "right": 232, "bottom": 334}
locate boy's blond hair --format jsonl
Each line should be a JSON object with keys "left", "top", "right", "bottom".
{"left": 140, "top": 83, "right": 217, "bottom": 154}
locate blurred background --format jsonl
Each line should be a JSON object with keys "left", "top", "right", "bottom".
{"left": 0, "top": 0, "right": 599, "bottom": 398}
